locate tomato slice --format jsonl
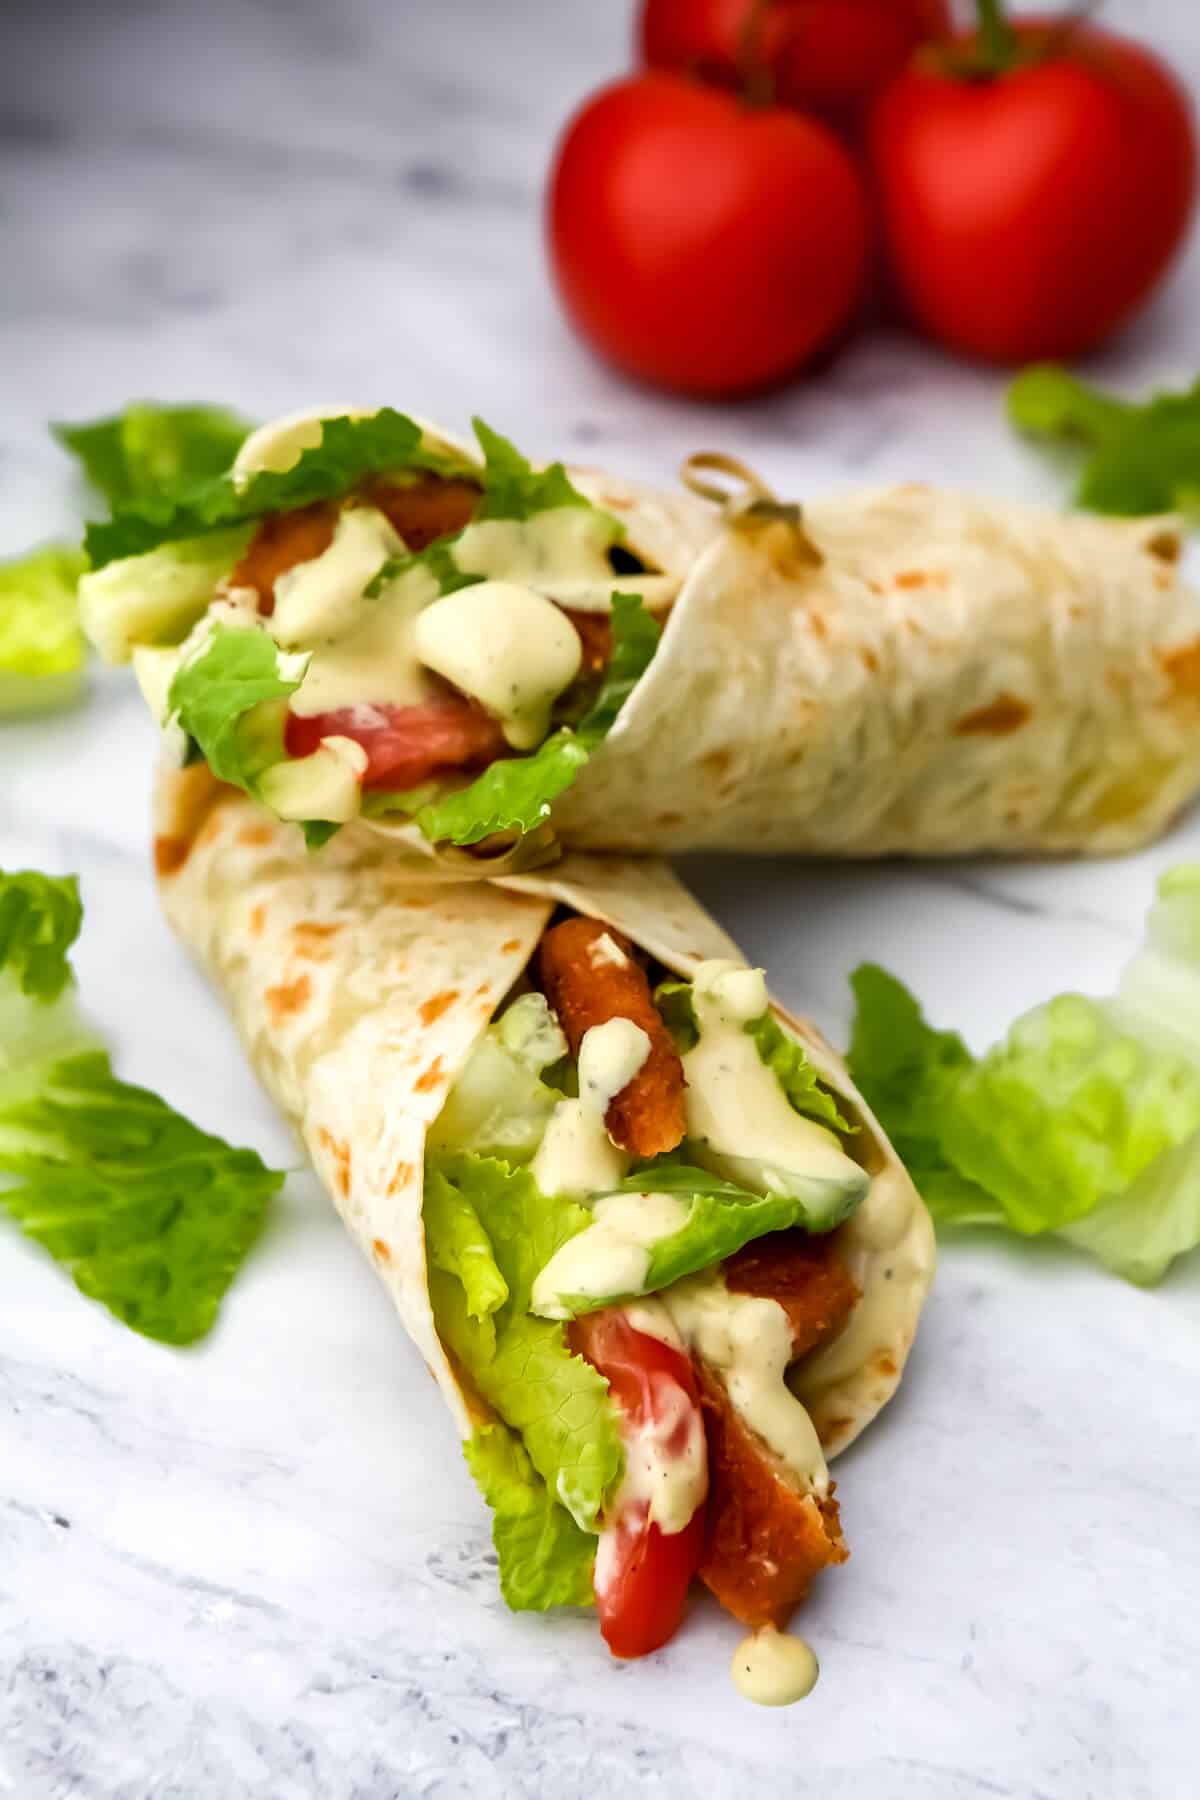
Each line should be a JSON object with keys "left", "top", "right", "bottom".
{"left": 569, "top": 1309, "right": 707, "bottom": 1659}
{"left": 284, "top": 699, "right": 508, "bottom": 791}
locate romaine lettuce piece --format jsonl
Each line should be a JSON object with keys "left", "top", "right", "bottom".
{"left": 472, "top": 418, "right": 600, "bottom": 524}
{"left": 428, "top": 995, "right": 565, "bottom": 1164}
{"left": 167, "top": 624, "right": 306, "bottom": 793}
{"left": 0, "top": 544, "right": 87, "bottom": 715}
{"left": 847, "top": 867, "right": 1200, "bottom": 1283}
{"left": 425, "top": 1153, "right": 621, "bottom": 1531}
{"left": 79, "top": 529, "right": 253, "bottom": 664}
{"left": 463, "top": 1422, "right": 596, "bottom": 1610}
{"left": 0, "top": 870, "right": 282, "bottom": 1342}
{"left": 1007, "top": 365, "right": 1200, "bottom": 517}
{"left": 54, "top": 403, "right": 253, "bottom": 505}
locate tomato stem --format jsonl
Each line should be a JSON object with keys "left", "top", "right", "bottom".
{"left": 736, "top": 0, "right": 776, "bottom": 109}
{"left": 974, "top": 0, "right": 1016, "bottom": 72}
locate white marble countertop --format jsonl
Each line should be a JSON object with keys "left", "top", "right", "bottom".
{"left": 3, "top": 2, "right": 1199, "bottom": 1795}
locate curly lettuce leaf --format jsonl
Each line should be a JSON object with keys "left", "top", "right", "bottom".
{"left": 746, "top": 1011, "right": 854, "bottom": 1133}
{"left": 0, "top": 869, "right": 282, "bottom": 1342}
{"left": 85, "top": 409, "right": 455, "bottom": 569}
{"left": 167, "top": 624, "right": 305, "bottom": 793}
{"left": 472, "top": 418, "right": 596, "bottom": 523}
{"left": 425, "top": 1154, "right": 620, "bottom": 1532}
{"left": 463, "top": 1422, "right": 596, "bottom": 1611}
{"left": 1008, "top": 365, "right": 1200, "bottom": 517}
{"left": 54, "top": 403, "right": 253, "bottom": 506}
{"left": 0, "top": 544, "right": 88, "bottom": 716}
{"left": 416, "top": 593, "right": 660, "bottom": 846}
{"left": 847, "top": 869, "right": 1200, "bottom": 1282}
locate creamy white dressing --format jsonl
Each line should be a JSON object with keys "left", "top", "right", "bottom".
{"left": 660, "top": 1272, "right": 829, "bottom": 1494}
{"left": 529, "top": 1018, "right": 646, "bottom": 1201}
{"left": 588, "top": 932, "right": 630, "bottom": 971}
{"left": 531, "top": 1190, "right": 691, "bottom": 1318}
{"left": 731, "top": 1628, "right": 819, "bottom": 1707}
{"left": 269, "top": 506, "right": 401, "bottom": 647}
{"left": 413, "top": 579, "right": 582, "bottom": 749}
{"left": 578, "top": 1018, "right": 650, "bottom": 1113}
{"left": 683, "top": 961, "right": 865, "bottom": 1194}
{"left": 287, "top": 562, "right": 439, "bottom": 719}
{"left": 453, "top": 508, "right": 673, "bottom": 613}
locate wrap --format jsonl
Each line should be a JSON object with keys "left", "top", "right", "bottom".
{"left": 155, "top": 764, "right": 934, "bottom": 1657}
{"left": 84, "top": 409, "right": 1200, "bottom": 869}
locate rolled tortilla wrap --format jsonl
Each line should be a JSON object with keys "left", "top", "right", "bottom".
{"left": 155, "top": 765, "right": 935, "bottom": 1649}
{"left": 87, "top": 409, "right": 1200, "bottom": 866}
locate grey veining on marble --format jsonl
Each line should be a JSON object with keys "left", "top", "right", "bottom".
{"left": 3, "top": 2, "right": 1200, "bottom": 1796}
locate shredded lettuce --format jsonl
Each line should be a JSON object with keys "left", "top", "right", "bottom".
{"left": 167, "top": 625, "right": 305, "bottom": 795}
{"left": 425, "top": 1153, "right": 621, "bottom": 1532}
{"left": 0, "top": 870, "right": 281, "bottom": 1342}
{"left": 84, "top": 409, "right": 458, "bottom": 569}
{"left": 847, "top": 868, "right": 1200, "bottom": 1283}
{"left": 463, "top": 1423, "right": 596, "bottom": 1610}
{"left": 0, "top": 544, "right": 88, "bottom": 716}
{"left": 1008, "top": 365, "right": 1200, "bottom": 517}
{"left": 54, "top": 403, "right": 253, "bottom": 506}
{"left": 416, "top": 592, "right": 660, "bottom": 846}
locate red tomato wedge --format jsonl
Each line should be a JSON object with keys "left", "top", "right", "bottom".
{"left": 284, "top": 700, "right": 508, "bottom": 792}
{"left": 569, "top": 1309, "right": 707, "bottom": 1659}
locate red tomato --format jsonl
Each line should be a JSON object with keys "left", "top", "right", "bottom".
{"left": 547, "top": 73, "right": 869, "bottom": 397}
{"left": 640, "top": 0, "right": 949, "bottom": 127}
{"left": 870, "top": 22, "right": 1197, "bottom": 364}
{"left": 570, "top": 1309, "right": 707, "bottom": 1659}
{"left": 284, "top": 700, "right": 507, "bottom": 791}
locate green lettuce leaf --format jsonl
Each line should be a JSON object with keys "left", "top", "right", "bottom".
{"left": 463, "top": 1422, "right": 596, "bottom": 1610}
{"left": 365, "top": 537, "right": 483, "bottom": 600}
{"left": 427, "top": 996, "right": 564, "bottom": 1166}
{"left": 416, "top": 593, "right": 660, "bottom": 846}
{"left": 54, "top": 403, "right": 253, "bottom": 505}
{"left": 423, "top": 1164, "right": 509, "bottom": 1356}
{"left": 472, "top": 418, "right": 597, "bottom": 523}
{"left": 84, "top": 409, "right": 455, "bottom": 569}
{"left": 746, "top": 1010, "right": 854, "bottom": 1133}
{"left": 167, "top": 625, "right": 305, "bottom": 793}
{"left": 0, "top": 544, "right": 88, "bottom": 716}
{"left": 1008, "top": 365, "right": 1200, "bottom": 517}
{"left": 536, "top": 1163, "right": 863, "bottom": 1320}
{"left": 846, "top": 868, "right": 1200, "bottom": 1282}
{"left": 425, "top": 1153, "right": 621, "bottom": 1532}
{"left": 0, "top": 869, "right": 282, "bottom": 1342}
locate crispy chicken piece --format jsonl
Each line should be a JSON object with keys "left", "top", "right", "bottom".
{"left": 538, "top": 918, "right": 686, "bottom": 1157}
{"left": 696, "top": 1362, "right": 847, "bottom": 1630}
{"left": 363, "top": 475, "right": 481, "bottom": 550}
{"left": 724, "top": 1229, "right": 860, "bottom": 1361}
{"left": 561, "top": 608, "right": 613, "bottom": 675}
{"left": 230, "top": 500, "right": 339, "bottom": 617}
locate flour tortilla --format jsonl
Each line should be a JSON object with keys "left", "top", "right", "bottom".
{"left": 156, "top": 765, "right": 934, "bottom": 1459}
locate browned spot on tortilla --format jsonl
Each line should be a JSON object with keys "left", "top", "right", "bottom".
{"left": 415, "top": 1056, "right": 445, "bottom": 1092}
{"left": 316, "top": 1127, "right": 352, "bottom": 1197}
{"left": 387, "top": 1162, "right": 415, "bottom": 1195}
{"left": 238, "top": 823, "right": 274, "bottom": 848}
{"left": 265, "top": 974, "right": 312, "bottom": 1022}
{"left": 896, "top": 568, "right": 946, "bottom": 590}
{"left": 867, "top": 578, "right": 884, "bottom": 595}
{"left": 249, "top": 904, "right": 266, "bottom": 937}
{"left": 701, "top": 749, "right": 733, "bottom": 778}
{"left": 372, "top": 1238, "right": 392, "bottom": 1263}
{"left": 875, "top": 1352, "right": 898, "bottom": 1377}
{"left": 819, "top": 1416, "right": 854, "bottom": 1443}
{"left": 1160, "top": 637, "right": 1200, "bottom": 700}
{"left": 501, "top": 939, "right": 522, "bottom": 954}
{"left": 296, "top": 923, "right": 340, "bottom": 941}
{"left": 656, "top": 812, "right": 685, "bottom": 828}
{"left": 1147, "top": 529, "right": 1182, "bottom": 564}
{"left": 154, "top": 835, "right": 191, "bottom": 876}
{"left": 860, "top": 648, "right": 878, "bottom": 672}
{"left": 197, "top": 810, "right": 228, "bottom": 849}
{"left": 474, "top": 982, "right": 491, "bottom": 998}
{"left": 291, "top": 922, "right": 341, "bottom": 962}
{"left": 1154, "top": 569, "right": 1174, "bottom": 590}
{"left": 419, "top": 989, "right": 459, "bottom": 1026}
{"left": 809, "top": 612, "right": 828, "bottom": 640}
{"left": 955, "top": 693, "right": 1031, "bottom": 736}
